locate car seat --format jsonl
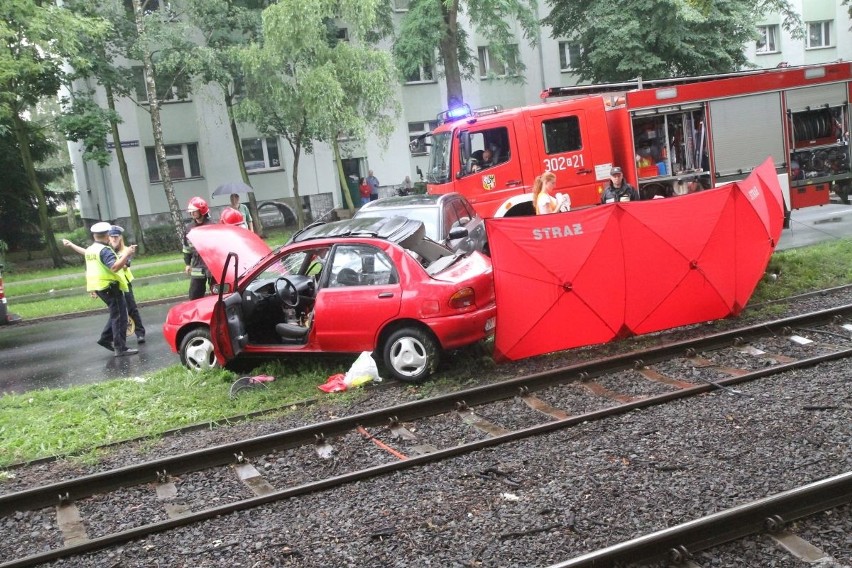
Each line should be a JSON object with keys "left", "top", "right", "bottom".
{"left": 336, "top": 267, "right": 359, "bottom": 286}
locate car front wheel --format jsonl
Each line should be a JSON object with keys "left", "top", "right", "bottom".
{"left": 179, "top": 328, "right": 218, "bottom": 372}
{"left": 382, "top": 327, "right": 439, "bottom": 383}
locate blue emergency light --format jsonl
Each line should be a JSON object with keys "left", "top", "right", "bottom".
{"left": 437, "top": 104, "right": 472, "bottom": 124}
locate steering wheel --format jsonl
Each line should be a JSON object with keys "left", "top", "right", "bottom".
{"left": 274, "top": 276, "right": 299, "bottom": 308}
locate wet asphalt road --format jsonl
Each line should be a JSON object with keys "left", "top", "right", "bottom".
{"left": 0, "top": 302, "right": 180, "bottom": 395}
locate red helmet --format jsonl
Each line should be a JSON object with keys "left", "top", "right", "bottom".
{"left": 187, "top": 196, "right": 209, "bottom": 216}
{"left": 220, "top": 207, "right": 245, "bottom": 226}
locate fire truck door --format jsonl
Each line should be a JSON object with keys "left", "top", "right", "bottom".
{"left": 529, "top": 108, "right": 607, "bottom": 208}
{"left": 454, "top": 124, "right": 525, "bottom": 217}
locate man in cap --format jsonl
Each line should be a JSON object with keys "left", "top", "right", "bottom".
{"left": 83, "top": 222, "right": 138, "bottom": 356}
{"left": 62, "top": 224, "right": 146, "bottom": 345}
{"left": 601, "top": 166, "right": 640, "bottom": 204}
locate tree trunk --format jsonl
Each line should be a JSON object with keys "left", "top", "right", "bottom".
{"left": 440, "top": 0, "right": 464, "bottom": 109}
{"left": 12, "top": 113, "right": 65, "bottom": 268}
{"left": 105, "top": 83, "right": 146, "bottom": 253}
{"left": 290, "top": 149, "right": 305, "bottom": 229}
{"left": 133, "top": 0, "right": 183, "bottom": 248}
{"left": 285, "top": 129, "right": 305, "bottom": 229}
{"left": 333, "top": 137, "right": 355, "bottom": 212}
{"left": 225, "top": 93, "right": 264, "bottom": 237}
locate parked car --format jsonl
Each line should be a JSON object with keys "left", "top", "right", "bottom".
{"left": 354, "top": 193, "right": 488, "bottom": 255}
{"left": 163, "top": 217, "right": 496, "bottom": 382}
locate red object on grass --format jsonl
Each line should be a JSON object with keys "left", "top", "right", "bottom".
{"left": 485, "top": 158, "right": 784, "bottom": 361}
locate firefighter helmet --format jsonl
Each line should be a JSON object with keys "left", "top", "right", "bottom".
{"left": 219, "top": 207, "right": 245, "bottom": 226}
{"left": 187, "top": 196, "right": 209, "bottom": 216}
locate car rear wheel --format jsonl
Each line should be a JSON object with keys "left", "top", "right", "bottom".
{"left": 180, "top": 328, "right": 218, "bottom": 372}
{"left": 383, "top": 327, "right": 439, "bottom": 383}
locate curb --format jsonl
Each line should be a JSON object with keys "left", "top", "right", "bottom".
{"left": 2, "top": 296, "right": 185, "bottom": 329}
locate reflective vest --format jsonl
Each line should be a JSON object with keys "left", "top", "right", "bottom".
{"left": 85, "top": 243, "right": 128, "bottom": 292}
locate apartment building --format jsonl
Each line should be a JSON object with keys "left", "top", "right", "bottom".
{"left": 69, "top": 0, "right": 851, "bottom": 228}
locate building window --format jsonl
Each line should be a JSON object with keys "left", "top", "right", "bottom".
{"left": 392, "top": 0, "right": 409, "bottom": 11}
{"left": 132, "top": 66, "right": 191, "bottom": 103}
{"left": 756, "top": 25, "right": 779, "bottom": 53}
{"left": 405, "top": 60, "right": 434, "bottom": 83}
{"left": 242, "top": 137, "right": 281, "bottom": 171}
{"left": 806, "top": 20, "right": 832, "bottom": 49}
{"left": 409, "top": 121, "right": 438, "bottom": 155}
{"left": 478, "top": 45, "right": 519, "bottom": 78}
{"left": 145, "top": 143, "right": 201, "bottom": 182}
{"left": 558, "top": 41, "right": 581, "bottom": 71}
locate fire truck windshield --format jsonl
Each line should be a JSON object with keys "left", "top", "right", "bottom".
{"left": 426, "top": 132, "right": 452, "bottom": 184}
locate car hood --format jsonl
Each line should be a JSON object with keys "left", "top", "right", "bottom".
{"left": 187, "top": 225, "right": 271, "bottom": 285}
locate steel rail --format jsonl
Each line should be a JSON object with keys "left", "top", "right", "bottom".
{"left": 548, "top": 471, "right": 852, "bottom": 567}
{"left": 3, "top": 304, "right": 852, "bottom": 517}
{"left": 3, "top": 348, "right": 852, "bottom": 568}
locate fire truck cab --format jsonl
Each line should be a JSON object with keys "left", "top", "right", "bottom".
{"left": 422, "top": 62, "right": 852, "bottom": 220}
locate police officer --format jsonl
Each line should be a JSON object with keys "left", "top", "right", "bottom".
{"left": 601, "top": 166, "right": 640, "bottom": 204}
{"left": 184, "top": 196, "right": 214, "bottom": 300}
{"left": 85, "top": 221, "right": 138, "bottom": 357}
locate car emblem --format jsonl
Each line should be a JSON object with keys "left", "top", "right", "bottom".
{"left": 482, "top": 174, "right": 496, "bottom": 191}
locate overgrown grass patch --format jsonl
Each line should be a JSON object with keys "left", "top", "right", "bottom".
{"left": 753, "top": 239, "right": 852, "bottom": 303}
{"left": 11, "top": 280, "right": 188, "bottom": 319}
{"left": 0, "top": 353, "right": 388, "bottom": 467}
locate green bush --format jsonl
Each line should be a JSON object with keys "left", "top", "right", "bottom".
{"left": 144, "top": 225, "right": 182, "bottom": 255}
{"left": 62, "top": 226, "right": 90, "bottom": 246}
{"left": 413, "top": 181, "right": 427, "bottom": 194}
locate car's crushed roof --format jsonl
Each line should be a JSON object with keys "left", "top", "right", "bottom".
{"left": 357, "top": 194, "right": 443, "bottom": 210}
{"left": 291, "top": 216, "right": 456, "bottom": 264}
{"left": 292, "top": 216, "right": 422, "bottom": 243}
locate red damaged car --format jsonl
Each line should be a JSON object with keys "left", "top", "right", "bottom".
{"left": 163, "top": 216, "right": 496, "bottom": 382}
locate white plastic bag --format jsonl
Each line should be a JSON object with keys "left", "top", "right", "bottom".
{"left": 344, "top": 351, "right": 382, "bottom": 387}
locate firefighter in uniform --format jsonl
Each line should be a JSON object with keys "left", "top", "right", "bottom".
{"left": 601, "top": 166, "right": 640, "bottom": 204}
{"left": 184, "top": 196, "right": 214, "bottom": 300}
{"left": 85, "top": 221, "right": 138, "bottom": 356}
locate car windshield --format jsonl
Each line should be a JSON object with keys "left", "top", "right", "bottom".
{"left": 427, "top": 132, "right": 452, "bottom": 184}
{"left": 356, "top": 207, "right": 439, "bottom": 241}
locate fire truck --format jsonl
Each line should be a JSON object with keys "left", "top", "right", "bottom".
{"left": 420, "top": 62, "right": 851, "bottom": 221}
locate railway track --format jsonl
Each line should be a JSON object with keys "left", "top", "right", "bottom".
{"left": 3, "top": 304, "right": 852, "bottom": 567}
{"left": 550, "top": 474, "right": 852, "bottom": 567}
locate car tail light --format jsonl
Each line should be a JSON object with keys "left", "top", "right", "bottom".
{"left": 449, "top": 287, "right": 475, "bottom": 309}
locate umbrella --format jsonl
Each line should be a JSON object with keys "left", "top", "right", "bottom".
{"left": 485, "top": 158, "right": 784, "bottom": 362}
{"left": 212, "top": 181, "right": 253, "bottom": 197}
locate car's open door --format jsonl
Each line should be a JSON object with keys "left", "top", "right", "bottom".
{"left": 209, "top": 252, "right": 247, "bottom": 363}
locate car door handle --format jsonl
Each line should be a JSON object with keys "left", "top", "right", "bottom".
{"left": 506, "top": 179, "right": 522, "bottom": 187}
{"left": 577, "top": 169, "right": 592, "bottom": 175}
{"left": 378, "top": 292, "right": 394, "bottom": 298}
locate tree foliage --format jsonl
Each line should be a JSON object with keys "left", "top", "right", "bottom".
{"left": 0, "top": 0, "right": 109, "bottom": 266}
{"left": 0, "top": 117, "right": 68, "bottom": 252}
{"left": 394, "top": 0, "right": 540, "bottom": 108}
{"left": 544, "top": 0, "right": 802, "bottom": 83}
{"left": 163, "top": 0, "right": 267, "bottom": 234}
{"left": 236, "top": 0, "right": 399, "bottom": 227}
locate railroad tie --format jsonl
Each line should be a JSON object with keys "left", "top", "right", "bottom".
{"left": 56, "top": 502, "right": 88, "bottom": 546}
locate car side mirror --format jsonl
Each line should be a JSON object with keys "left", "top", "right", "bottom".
{"left": 211, "top": 282, "right": 232, "bottom": 294}
{"left": 448, "top": 226, "right": 469, "bottom": 240}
